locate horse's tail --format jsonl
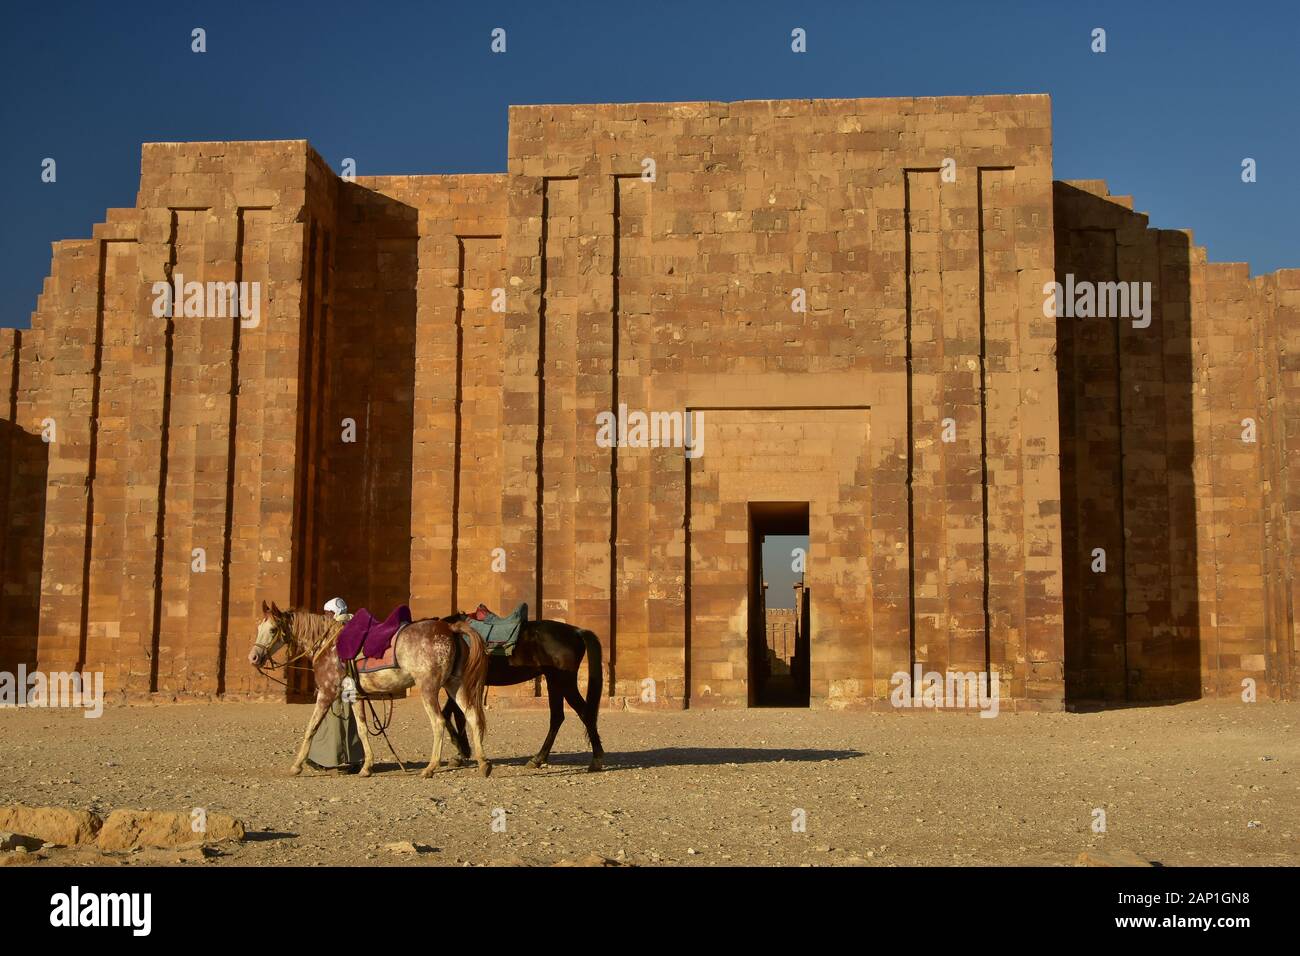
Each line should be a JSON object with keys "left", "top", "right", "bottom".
{"left": 578, "top": 628, "right": 603, "bottom": 727}
{"left": 452, "top": 621, "right": 489, "bottom": 738}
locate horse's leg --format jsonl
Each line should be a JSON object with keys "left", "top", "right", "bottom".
{"left": 441, "top": 695, "right": 470, "bottom": 765}
{"left": 526, "top": 675, "right": 566, "bottom": 770}
{"left": 453, "top": 683, "right": 492, "bottom": 778}
{"left": 560, "top": 678, "right": 604, "bottom": 772}
{"left": 349, "top": 699, "right": 376, "bottom": 777}
{"left": 289, "top": 692, "right": 332, "bottom": 776}
{"left": 454, "top": 702, "right": 471, "bottom": 759}
{"left": 417, "top": 679, "right": 451, "bottom": 778}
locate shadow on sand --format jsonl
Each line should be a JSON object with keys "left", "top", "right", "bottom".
{"left": 472, "top": 746, "right": 864, "bottom": 774}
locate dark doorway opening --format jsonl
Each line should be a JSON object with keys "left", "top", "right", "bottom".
{"left": 748, "top": 502, "right": 810, "bottom": 707}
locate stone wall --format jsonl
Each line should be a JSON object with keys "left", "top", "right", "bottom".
{"left": 0, "top": 327, "right": 45, "bottom": 677}
{"left": 1055, "top": 180, "right": 1300, "bottom": 702}
{"left": 0, "top": 96, "right": 1295, "bottom": 707}
{"left": 1, "top": 142, "right": 321, "bottom": 698}
{"left": 499, "top": 96, "right": 1061, "bottom": 708}
{"left": 765, "top": 607, "right": 797, "bottom": 668}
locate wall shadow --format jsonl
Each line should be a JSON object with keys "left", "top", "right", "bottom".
{"left": 293, "top": 183, "right": 419, "bottom": 701}
{"left": 0, "top": 419, "right": 48, "bottom": 674}
{"left": 1055, "top": 183, "right": 1200, "bottom": 706}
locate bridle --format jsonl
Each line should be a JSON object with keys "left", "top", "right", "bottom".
{"left": 253, "top": 612, "right": 338, "bottom": 688}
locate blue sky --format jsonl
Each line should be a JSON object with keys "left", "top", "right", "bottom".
{"left": 1, "top": 0, "right": 1296, "bottom": 327}
{"left": 763, "top": 535, "right": 807, "bottom": 609}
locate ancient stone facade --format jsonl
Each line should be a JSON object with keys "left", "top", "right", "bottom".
{"left": 1, "top": 95, "right": 1296, "bottom": 708}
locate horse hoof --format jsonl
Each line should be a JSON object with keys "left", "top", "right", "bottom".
{"left": 587, "top": 760, "right": 603, "bottom": 773}
{"left": 480, "top": 761, "right": 493, "bottom": 778}
{"left": 526, "top": 757, "right": 543, "bottom": 770}
{"left": 421, "top": 766, "right": 435, "bottom": 779}
{"left": 359, "top": 767, "right": 373, "bottom": 778}
{"left": 288, "top": 764, "right": 303, "bottom": 777}
{"left": 445, "top": 755, "right": 465, "bottom": 768}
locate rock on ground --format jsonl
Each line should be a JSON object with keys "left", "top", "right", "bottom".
{"left": 0, "top": 805, "right": 100, "bottom": 846}
{"left": 383, "top": 841, "right": 434, "bottom": 855}
{"left": 96, "top": 809, "right": 245, "bottom": 852}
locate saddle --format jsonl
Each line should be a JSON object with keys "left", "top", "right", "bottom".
{"left": 337, "top": 605, "right": 412, "bottom": 673}
{"left": 466, "top": 603, "right": 527, "bottom": 656}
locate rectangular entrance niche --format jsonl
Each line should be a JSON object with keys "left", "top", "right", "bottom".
{"left": 684, "top": 406, "right": 870, "bottom": 707}
{"left": 748, "top": 502, "right": 810, "bottom": 707}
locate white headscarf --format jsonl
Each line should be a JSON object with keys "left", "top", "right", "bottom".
{"left": 323, "top": 597, "right": 348, "bottom": 618}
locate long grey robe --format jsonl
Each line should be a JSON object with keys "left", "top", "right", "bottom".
{"left": 308, "top": 700, "right": 363, "bottom": 770}
{"left": 307, "top": 611, "right": 363, "bottom": 770}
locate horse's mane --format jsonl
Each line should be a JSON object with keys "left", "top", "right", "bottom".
{"left": 287, "top": 609, "right": 343, "bottom": 652}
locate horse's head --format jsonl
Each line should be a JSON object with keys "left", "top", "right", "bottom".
{"left": 249, "top": 600, "right": 291, "bottom": 668}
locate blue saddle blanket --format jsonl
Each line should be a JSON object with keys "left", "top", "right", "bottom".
{"left": 467, "top": 603, "right": 527, "bottom": 655}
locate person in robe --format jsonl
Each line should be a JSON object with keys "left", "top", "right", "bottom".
{"left": 304, "top": 597, "right": 364, "bottom": 774}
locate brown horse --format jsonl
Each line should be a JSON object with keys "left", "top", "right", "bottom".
{"left": 248, "top": 601, "right": 491, "bottom": 779}
{"left": 441, "top": 614, "right": 604, "bottom": 772}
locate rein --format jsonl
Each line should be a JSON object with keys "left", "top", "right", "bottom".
{"left": 361, "top": 697, "right": 408, "bottom": 773}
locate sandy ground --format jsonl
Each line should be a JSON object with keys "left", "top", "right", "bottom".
{"left": 1, "top": 698, "right": 1296, "bottom": 866}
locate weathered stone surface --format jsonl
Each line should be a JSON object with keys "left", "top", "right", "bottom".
{"left": 0, "top": 805, "right": 101, "bottom": 847}
{"left": 0, "top": 97, "right": 1296, "bottom": 710}
{"left": 96, "top": 809, "right": 245, "bottom": 851}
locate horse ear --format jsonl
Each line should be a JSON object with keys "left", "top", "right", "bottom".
{"left": 261, "top": 599, "right": 270, "bottom": 615}
{"left": 271, "top": 600, "right": 282, "bottom": 616}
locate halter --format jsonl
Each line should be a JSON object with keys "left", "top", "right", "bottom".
{"left": 253, "top": 612, "right": 339, "bottom": 687}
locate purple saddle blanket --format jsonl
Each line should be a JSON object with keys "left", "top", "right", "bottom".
{"left": 336, "top": 605, "right": 413, "bottom": 662}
